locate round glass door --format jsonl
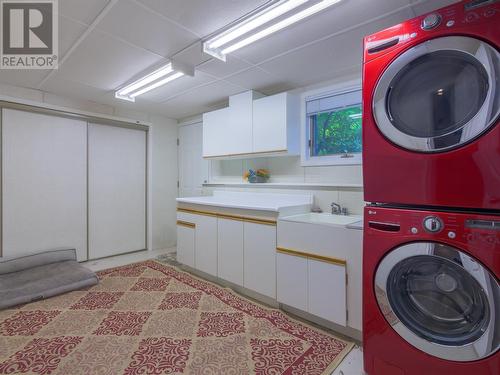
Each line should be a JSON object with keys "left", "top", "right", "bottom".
{"left": 373, "top": 36, "right": 500, "bottom": 152}
{"left": 375, "top": 242, "right": 499, "bottom": 361}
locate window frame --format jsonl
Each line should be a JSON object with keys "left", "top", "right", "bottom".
{"left": 300, "top": 81, "right": 362, "bottom": 167}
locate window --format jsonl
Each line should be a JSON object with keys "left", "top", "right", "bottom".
{"left": 303, "top": 88, "right": 362, "bottom": 166}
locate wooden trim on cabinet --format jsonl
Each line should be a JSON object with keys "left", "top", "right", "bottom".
{"left": 177, "top": 207, "right": 217, "bottom": 217}
{"left": 203, "top": 149, "right": 287, "bottom": 159}
{"left": 177, "top": 207, "right": 276, "bottom": 226}
{"left": 276, "top": 246, "right": 346, "bottom": 266}
{"left": 176, "top": 220, "right": 196, "bottom": 228}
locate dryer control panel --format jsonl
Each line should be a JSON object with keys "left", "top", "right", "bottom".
{"left": 363, "top": 0, "right": 500, "bottom": 62}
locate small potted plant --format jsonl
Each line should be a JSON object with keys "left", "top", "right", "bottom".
{"left": 244, "top": 169, "right": 270, "bottom": 183}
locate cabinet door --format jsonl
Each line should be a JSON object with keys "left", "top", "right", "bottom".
{"left": 203, "top": 108, "right": 228, "bottom": 157}
{"left": 217, "top": 218, "right": 244, "bottom": 285}
{"left": 253, "top": 93, "right": 287, "bottom": 153}
{"left": 195, "top": 215, "right": 218, "bottom": 276}
{"left": 277, "top": 252, "right": 308, "bottom": 311}
{"left": 308, "top": 259, "right": 346, "bottom": 326}
{"left": 177, "top": 223, "right": 195, "bottom": 268}
{"left": 244, "top": 222, "right": 276, "bottom": 298}
{"left": 226, "top": 92, "right": 253, "bottom": 155}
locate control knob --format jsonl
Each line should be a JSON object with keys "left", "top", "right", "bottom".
{"left": 423, "top": 216, "right": 443, "bottom": 233}
{"left": 421, "top": 13, "right": 441, "bottom": 30}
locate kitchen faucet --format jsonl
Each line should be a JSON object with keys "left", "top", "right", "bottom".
{"left": 331, "top": 202, "right": 349, "bottom": 215}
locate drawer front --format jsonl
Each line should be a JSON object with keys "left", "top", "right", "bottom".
{"left": 277, "top": 220, "right": 358, "bottom": 259}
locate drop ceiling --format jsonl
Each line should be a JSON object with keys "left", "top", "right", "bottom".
{"left": 0, "top": 0, "right": 457, "bottom": 119}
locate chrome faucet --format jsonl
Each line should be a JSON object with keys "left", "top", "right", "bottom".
{"left": 331, "top": 202, "right": 341, "bottom": 215}
{"left": 331, "top": 202, "right": 349, "bottom": 216}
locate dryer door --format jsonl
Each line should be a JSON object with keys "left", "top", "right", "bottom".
{"left": 375, "top": 241, "right": 499, "bottom": 361}
{"left": 373, "top": 36, "right": 500, "bottom": 152}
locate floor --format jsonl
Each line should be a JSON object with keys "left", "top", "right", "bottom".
{"left": 82, "top": 249, "right": 365, "bottom": 375}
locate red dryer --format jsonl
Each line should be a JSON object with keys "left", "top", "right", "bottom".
{"left": 363, "top": 205, "right": 499, "bottom": 375}
{"left": 362, "top": 0, "right": 500, "bottom": 210}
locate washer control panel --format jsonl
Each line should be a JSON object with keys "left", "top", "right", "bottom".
{"left": 423, "top": 216, "right": 443, "bottom": 233}
{"left": 366, "top": 207, "right": 500, "bottom": 249}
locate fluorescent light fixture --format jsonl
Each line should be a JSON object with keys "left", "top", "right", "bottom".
{"left": 349, "top": 113, "right": 362, "bottom": 119}
{"left": 129, "top": 72, "right": 184, "bottom": 98}
{"left": 204, "top": 0, "right": 342, "bottom": 61}
{"left": 115, "top": 61, "right": 193, "bottom": 102}
{"left": 207, "top": 0, "right": 307, "bottom": 49}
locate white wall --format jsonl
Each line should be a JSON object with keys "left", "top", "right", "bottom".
{"left": 0, "top": 83, "right": 178, "bottom": 251}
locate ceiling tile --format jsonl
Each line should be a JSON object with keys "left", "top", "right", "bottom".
{"left": 225, "top": 67, "right": 296, "bottom": 94}
{"left": 136, "top": 0, "right": 269, "bottom": 37}
{"left": 41, "top": 77, "right": 109, "bottom": 102}
{"left": 52, "top": 30, "right": 162, "bottom": 91}
{"left": 232, "top": 0, "right": 411, "bottom": 64}
{"left": 410, "top": 0, "right": 457, "bottom": 17}
{"left": 59, "top": 0, "right": 109, "bottom": 25}
{"left": 136, "top": 71, "right": 216, "bottom": 102}
{"left": 198, "top": 55, "right": 252, "bottom": 78}
{"left": 97, "top": 0, "right": 197, "bottom": 57}
{"left": 59, "top": 16, "right": 87, "bottom": 57}
{"left": 158, "top": 80, "right": 244, "bottom": 118}
{"left": 258, "top": 9, "right": 413, "bottom": 87}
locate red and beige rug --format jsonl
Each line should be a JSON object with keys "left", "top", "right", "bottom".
{"left": 0, "top": 260, "right": 353, "bottom": 375}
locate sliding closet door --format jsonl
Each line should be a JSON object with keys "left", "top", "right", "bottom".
{"left": 2, "top": 109, "right": 87, "bottom": 260}
{"left": 88, "top": 124, "right": 147, "bottom": 259}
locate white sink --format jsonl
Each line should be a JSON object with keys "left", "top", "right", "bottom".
{"left": 280, "top": 212, "right": 362, "bottom": 227}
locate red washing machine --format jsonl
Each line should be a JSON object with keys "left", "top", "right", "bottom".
{"left": 363, "top": 205, "right": 499, "bottom": 375}
{"left": 362, "top": 0, "right": 500, "bottom": 210}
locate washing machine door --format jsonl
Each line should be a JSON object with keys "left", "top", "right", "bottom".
{"left": 373, "top": 36, "right": 500, "bottom": 152}
{"left": 375, "top": 242, "right": 499, "bottom": 361}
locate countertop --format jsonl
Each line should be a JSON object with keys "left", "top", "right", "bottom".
{"left": 176, "top": 191, "right": 313, "bottom": 212}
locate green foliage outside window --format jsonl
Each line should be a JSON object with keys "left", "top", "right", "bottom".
{"left": 310, "top": 105, "right": 362, "bottom": 156}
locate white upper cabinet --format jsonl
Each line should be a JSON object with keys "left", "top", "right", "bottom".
{"left": 225, "top": 92, "right": 254, "bottom": 156}
{"left": 253, "top": 92, "right": 300, "bottom": 154}
{"left": 203, "top": 107, "right": 230, "bottom": 158}
{"left": 202, "top": 91, "right": 299, "bottom": 158}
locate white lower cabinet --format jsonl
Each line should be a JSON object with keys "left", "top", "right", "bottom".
{"left": 217, "top": 218, "right": 244, "bottom": 285}
{"left": 176, "top": 210, "right": 277, "bottom": 299}
{"left": 276, "top": 252, "right": 308, "bottom": 311}
{"left": 176, "top": 223, "right": 195, "bottom": 268}
{"left": 308, "top": 259, "right": 346, "bottom": 326}
{"left": 244, "top": 222, "right": 276, "bottom": 299}
{"left": 194, "top": 215, "right": 218, "bottom": 277}
{"left": 277, "top": 251, "right": 347, "bottom": 327}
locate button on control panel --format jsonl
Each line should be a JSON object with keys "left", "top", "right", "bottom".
{"left": 423, "top": 216, "right": 443, "bottom": 233}
{"left": 421, "top": 13, "right": 442, "bottom": 30}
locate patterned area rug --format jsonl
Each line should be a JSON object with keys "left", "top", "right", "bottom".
{"left": 0, "top": 260, "right": 353, "bottom": 374}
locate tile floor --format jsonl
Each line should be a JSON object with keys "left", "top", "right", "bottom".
{"left": 82, "top": 249, "right": 365, "bottom": 375}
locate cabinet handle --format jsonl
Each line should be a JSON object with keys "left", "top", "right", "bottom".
{"left": 276, "top": 247, "right": 346, "bottom": 266}
{"left": 177, "top": 207, "right": 276, "bottom": 226}
{"left": 177, "top": 220, "right": 195, "bottom": 228}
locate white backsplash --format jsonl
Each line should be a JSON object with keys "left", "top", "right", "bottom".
{"left": 206, "top": 156, "right": 365, "bottom": 215}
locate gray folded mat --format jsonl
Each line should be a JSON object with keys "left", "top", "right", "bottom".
{"left": 0, "top": 249, "right": 99, "bottom": 310}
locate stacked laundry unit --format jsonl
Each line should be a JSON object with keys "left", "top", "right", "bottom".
{"left": 361, "top": 1, "right": 499, "bottom": 374}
